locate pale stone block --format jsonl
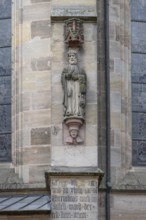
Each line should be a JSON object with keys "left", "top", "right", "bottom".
{"left": 22, "top": 0, "right": 31, "bottom": 6}
{"left": 86, "top": 125, "right": 97, "bottom": 146}
{"left": 31, "top": 20, "right": 50, "bottom": 39}
{"left": 110, "top": 74, "right": 122, "bottom": 90}
{"left": 23, "top": 146, "right": 51, "bottom": 165}
{"left": 52, "top": 83, "right": 63, "bottom": 104}
{"left": 23, "top": 110, "right": 51, "bottom": 127}
{"left": 110, "top": 5, "right": 120, "bottom": 23}
{"left": 111, "top": 112, "right": 121, "bottom": 129}
{"left": 86, "top": 86, "right": 97, "bottom": 104}
{"left": 51, "top": 124, "right": 63, "bottom": 147}
{"left": 22, "top": 72, "right": 51, "bottom": 92}
{"left": 22, "top": 81, "right": 37, "bottom": 92}
{"left": 52, "top": 0, "right": 96, "bottom": 7}
{"left": 22, "top": 38, "right": 51, "bottom": 72}
{"left": 21, "top": 165, "right": 30, "bottom": 183}
{"left": 84, "top": 23, "right": 97, "bottom": 42}
{"left": 31, "top": 91, "right": 51, "bottom": 110}
{"left": 86, "top": 104, "right": 97, "bottom": 125}
{"left": 111, "top": 147, "right": 121, "bottom": 167}
{"left": 51, "top": 104, "right": 63, "bottom": 124}
{"left": 32, "top": 0, "right": 51, "bottom": 3}
{"left": 22, "top": 128, "right": 31, "bottom": 147}
{"left": 23, "top": 3, "right": 51, "bottom": 21}
{"left": 51, "top": 146, "right": 97, "bottom": 167}
{"left": 113, "top": 194, "right": 146, "bottom": 211}
{"left": 22, "top": 92, "right": 31, "bottom": 111}
{"left": 84, "top": 42, "right": 97, "bottom": 63}
{"left": 29, "top": 164, "right": 50, "bottom": 183}
{"left": 110, "top": 41, "right": 121, "bottom": 59}
{"left": 52, "top": 23, "right": 64, "bottom": 42}
{"left": 111, "top": 91, "right": 121, "bottom": 112}
{"left": 22, "top": 22, "right": 31, "bottom": 42}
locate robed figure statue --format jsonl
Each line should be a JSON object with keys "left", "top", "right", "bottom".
{"left": 61, "top": 49, "right": 86, "bottom": 120}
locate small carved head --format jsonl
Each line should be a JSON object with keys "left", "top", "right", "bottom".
{"left": 68, "top": 49, "right": 78, "bottom": 65}
{"left": 69, "top": 128, "right": 79, "bottom": 139}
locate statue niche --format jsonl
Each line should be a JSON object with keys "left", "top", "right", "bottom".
{"left": 62, "top": 18, "right": 86, "bottom": 145}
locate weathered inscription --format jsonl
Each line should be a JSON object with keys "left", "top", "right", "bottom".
{"left": 51, "top": 177, "right": 98, "bottom": 219}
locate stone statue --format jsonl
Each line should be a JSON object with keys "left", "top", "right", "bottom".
{"left": 61, "top": 49, "right": 86, "bottom": 120}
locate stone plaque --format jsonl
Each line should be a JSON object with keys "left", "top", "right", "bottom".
{"left": 133, "top": 140, "right": 146, "bottom": 166}
{"left": 132, "top": 22, "right": 146, "bottom": 53}
{"left": 132, "top": 112, "right": 146, "bottom": 140}
{"left": 132, "top": 84, "right": 146, "bottom": 112}
{"left": 31, "top": 127, "right": 51, "bottom": 145}
{"left": 51, "top": 176, "right": 98, "bottom": 220}
{"left": 132, "top": 54, "right": 146, "bottom": 83}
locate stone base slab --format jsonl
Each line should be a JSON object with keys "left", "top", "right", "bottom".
{"left": 45, "top": 167, "right": 104, "bottom": 220}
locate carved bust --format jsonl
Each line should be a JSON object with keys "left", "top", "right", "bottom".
{"left": 65, "top": 119, "right": 83, "bottom": 145}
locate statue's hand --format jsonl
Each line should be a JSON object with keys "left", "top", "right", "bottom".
{"left": 72, "top": 73, "right": 78, "bottom": 80}
{"left": 66, "top": 73, "right": 72, "bottom": 79}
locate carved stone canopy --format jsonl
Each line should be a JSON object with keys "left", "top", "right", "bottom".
{"left": 64, "top": 18, "right": 84, "bottom": 47}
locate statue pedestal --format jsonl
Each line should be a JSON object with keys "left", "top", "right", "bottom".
{"left": 46, "top": 167, "right": 104, "bottom": 220}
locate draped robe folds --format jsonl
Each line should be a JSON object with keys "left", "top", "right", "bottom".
{"left": 61, "top": 64, "right": 86, "bottom": 119}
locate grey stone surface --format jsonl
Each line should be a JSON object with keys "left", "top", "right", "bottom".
{"left": 0, "top": 105, "right": 11, "bottom": 133}
{"left": 31, "top": 20, "right": 50, "bottom": 39}
{"left": 0, "top": 168, "right": 23, "bottom": 189}
{"left": 46, "top": 166, "right": 104, "bottom": 176}
{"left": 0, "top": 19, "right": 11, "bottom": 47}
{"left": 132, "top": 53, "right": 146, "bottom": 83}
{"left": 0, "top": 48, "right": 11, "bottom": 76}
{"left": 0, "top": 134, "right": 11, "bottom": 162}
{"left": 0, "top": 76, "right": 11, "bottom": 105}
{"left": 0, "top": 0, "right": 11, "bottom": 19}
{"left": 31, "top": 127, "right": 51, "bottom": 145}
{"left": 132, "top": 112, "right": 146, "bottom": 140}
{"left": 132, "top": 21, "right": 146, "bottom": 53}
{"left": 131, "top": 0, "right": 146, "bottom": 21}
{"left": 132, "top": 83, "right": 146, "bottom": 112}
{"left": 133, "top": 140, "right": 146, "bottom": 166}
{"left": 51, "top": 6, "right": 96, "bottom": 18}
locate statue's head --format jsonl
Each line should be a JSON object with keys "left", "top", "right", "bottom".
{"left": 68, "top": 49, "right": 78, "bottom": 65}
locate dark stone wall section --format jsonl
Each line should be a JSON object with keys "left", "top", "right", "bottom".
{"left": 0, "top": 0, "right": 11, "bottom": 162}
{"left": 0, "top": 0, "right": 11, "bottom": 19}
{"left": 131, "top": 0, "right": 146, "bottom": 166}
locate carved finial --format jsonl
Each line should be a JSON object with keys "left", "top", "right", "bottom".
{"left": 64, "top": 18, "right": 84, "bottom": 47}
